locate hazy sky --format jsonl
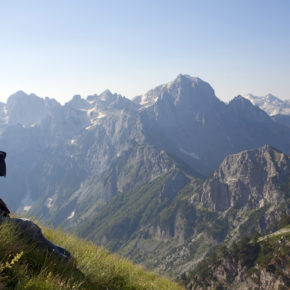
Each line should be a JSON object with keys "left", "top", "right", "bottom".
{"left": 1, "top": 0, "right": 289, "bottom": 103}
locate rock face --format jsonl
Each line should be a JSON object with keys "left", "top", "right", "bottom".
{"left": 138, "top": 76, "right": 290, "bottom": 175}
{"left": 6, "top": 91, "right": 61, "bottom": 126}
{"left": 192, "top": 146, "right": 290, "bottom": 244}
{"left": 77, "top": 145, "right": 290, "bottom": 277}
{"left": 186, "top": 227, "right": 290, "bottom": 290}
{"left": 197, "top": 145, "right": 289, "bottom": 212}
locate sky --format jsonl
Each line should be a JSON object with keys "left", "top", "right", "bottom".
{"left": 0, "top": 0, "right": 290, "bottom": 103}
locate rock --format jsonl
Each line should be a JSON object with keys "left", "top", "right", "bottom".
{"left": 0, "top": 198, "right": 10, "bottom": 217}
{"left": 0, "top": 217, "right": 70, "bottom": 260}
{"left": 196, "top": 145, "right": 290, "bottom": 212}
{"left": 186, "top": 229, "right": 290, "bottom": 289}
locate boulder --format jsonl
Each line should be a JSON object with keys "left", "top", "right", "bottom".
{"left": 0, "top": 217, "right": 70, "bottom": 260}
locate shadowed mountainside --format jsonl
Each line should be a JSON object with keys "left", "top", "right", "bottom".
{"left": 76, "top": 145, "right": 290, "bottom": 277}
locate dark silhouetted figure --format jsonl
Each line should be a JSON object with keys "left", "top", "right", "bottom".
{"left": 0, "top": 151, "right": 6, "bottom": 177}
{"left": 0, "top": 151, "right": 10, "bottom": 217}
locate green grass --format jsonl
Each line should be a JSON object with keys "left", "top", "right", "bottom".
{"left": 0, "top": 218, "right": 183, "bottom": 289}
{"left": 77, "top": 170, "right": 192, "bottom": 250}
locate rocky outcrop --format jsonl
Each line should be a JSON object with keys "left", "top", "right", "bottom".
{"left": 196, "top": 145, "right": 290, "bottom": 212}
{"left": 0, "top": 217, "right": 70, "bottom": 260}
{"left": 75, "top": 145, "right": 290, "bottom": 279}
{"left": 6, "top": 91, "right": 61, "bottom": 126}
{"left": 186, "top": 227, "right": 290, "bottom": 289}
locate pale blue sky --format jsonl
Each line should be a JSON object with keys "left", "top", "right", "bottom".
{"left": 0, "top": 0, "right": 289, "bottom": 103}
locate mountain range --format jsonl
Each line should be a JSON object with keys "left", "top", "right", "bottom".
{"left": 245, "top": 93, "right": 290, "bottom": 116}
{"left": 0, "top": 74, "right": 289, "bottom": 281}
{"left": 245, "top": 93, "right": 290, "bottom": 128}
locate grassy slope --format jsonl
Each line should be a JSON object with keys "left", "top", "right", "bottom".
{"left": 76, "top": 170, "right": 194, "bottom": 249}
{"left": 0, "top": 218, "right": 183, "bottom": 289}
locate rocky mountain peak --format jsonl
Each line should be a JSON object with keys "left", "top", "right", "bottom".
{"left": 86, "top": 93, "right": 98, "bottom": 102}
{"left": 86, "top": 90, "right": 117, "bottom": 104}
{"left": 197, "top": 145, "right": 290, "bottom": 212}
{"left": 92, "top": 90, "right": 136, "bottom": 112}
{"left": 99, "top": 89, "right": 114, "bottom": 101}
{"left": 87, "top": 90, "right": 121, "bottom": 107}
{"left": 227, "top": 95, "right": 271, "bottom": 123}
{"left": 245, "top": 93, "right": 290, "bottom": 116}
{"left": 228, "top": 95, "right": 253, "bottom": 107}
{"left": 1, "top": 91, "right": 62, "bottom": 128}
{"left": 72, "top": 94, "right": 82, "bottom": 101}
{"left": 265, "top": 93, "right": 279, "bottom": 102}
{"left": 246, "top": 93, "right": 282, "bottom": 104}
{"left": 6, "top": 91, "right": 50, "bottom": 126}
{"left": 134, "top": 74, "right": 220, "bottom": 111}
{"left": 7, "top": 90, "right": 39, "bottom": 105}
{"left": 65, "top": 95, "right": 90, "bottom": 110}
{"left": 169, "top": 73, "right": 203, "bottom": 87}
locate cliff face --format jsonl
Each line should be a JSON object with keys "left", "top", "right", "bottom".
{"left": 186, "top": 226, "right": 290, "bottom": 289}
{"left": 76, "top": 145, "right": 290, "bottom": 278}
{"left": 190, "top": 145, "right": 290, "bottom": 247}
{"left": 197, "top": 145, "right": 290, "bottom": 212}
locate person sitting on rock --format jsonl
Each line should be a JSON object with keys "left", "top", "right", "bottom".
{"left": 0, "top": 151, "right": 10, "bottom": 217}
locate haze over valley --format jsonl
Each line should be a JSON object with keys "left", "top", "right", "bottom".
{"left": 1, "top": 1, "right": 290, "bottom": 288}
{"left": 0, "top": 75, "right": 289, "bottom": 288}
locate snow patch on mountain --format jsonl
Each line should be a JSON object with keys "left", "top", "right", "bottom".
{"left": 245, "top": 94, "right": 290, "bottom": 116}
{"left": 18, "top": 193, "right": 34, "bottom": 213}
{"left": 179, "top": 147, "right": 200, "bottom": 160}
{"left": 67, "top": 211, "right": 75, "bottom": 220}
{"left": 45, "top": 197, "right": 53, "bottom": 208}
{"left": 97, "top": 112, "right": 106, "bottom": 119}
{"left": 86, "top": 107, "right": 97, "bottom": 116}
{"left": 85, "top": 114, "right": 107, "bottom": 130}
{"left": 134, "top": 94, "right": 158, "bottom": 108}
{"left": 85, "top": 124, "right": 94, "bottom": 130}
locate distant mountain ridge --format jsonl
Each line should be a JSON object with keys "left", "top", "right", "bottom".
{"left": 138, "top": 76, "right": 290, "bottom": 175}
{"left": 0, "top": 75, "right": 289, "bottom": 280}
{"left": 3, "top": 90, "right": 61, "bottom": 126}
{"left": 77, "top": 145, "right": 290, "bottom": 277}
{"left": 1, "top": 74, "right": 290, "bottom": 214}
{"left": 245, "top": 93, "right": 290, "bottom": 116}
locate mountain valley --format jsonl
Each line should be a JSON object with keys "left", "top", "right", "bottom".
{"left": 0, "top": 74, "right": 289, "bottom": 285}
